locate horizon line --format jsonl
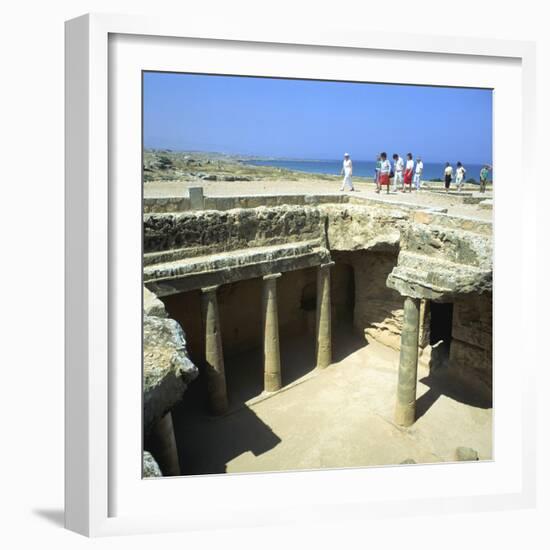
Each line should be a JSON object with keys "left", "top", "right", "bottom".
{"left": 143, "top": 147, "right": 491, "bottom": 166}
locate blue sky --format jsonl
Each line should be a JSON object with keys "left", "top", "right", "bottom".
{"left": 143, "top": 72, "right": 493, "bottom": 164}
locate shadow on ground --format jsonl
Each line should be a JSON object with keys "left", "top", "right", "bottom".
{"left": 172, "top": 322, "right": 367, "bottom": 475}
{"left": 416, "top": 368, "right": 493, "bottom": 421}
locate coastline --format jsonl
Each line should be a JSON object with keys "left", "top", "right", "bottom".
{"left": 143, "top": 149, "right": 492, "bottom": 186}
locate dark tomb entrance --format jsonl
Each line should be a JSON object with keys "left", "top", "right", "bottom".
{"left": 429, "top": 301, "right": 453, "bottom": 369}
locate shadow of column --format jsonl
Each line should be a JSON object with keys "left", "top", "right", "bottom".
{"left": 415, "top": 367, "right": 492, "bottom": 422}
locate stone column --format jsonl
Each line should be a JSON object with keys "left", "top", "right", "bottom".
{"left": 395, "top": 296, "right": 421, "bottom": 427}
{"left": 201, "top": 285, "right": 228, "bottom": 415}
{"left": 147, "top": 411, "right": 180, "bottom": 476}
{"left": 316, "top": 262, "right": 334, "bottom": 369}
{"left": 262, "top": 273, "right": 282, "bottom": 392}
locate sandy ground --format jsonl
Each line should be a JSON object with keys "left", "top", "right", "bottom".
{"left": 145, "top": 179, "right": 494, "bottom": 221}
{"left": 173, "top": 327, "right": 492, "bottom": 475}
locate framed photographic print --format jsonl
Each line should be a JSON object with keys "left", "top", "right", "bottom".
{"left": 65, "top": 13, "right": 537, "bottom": 536}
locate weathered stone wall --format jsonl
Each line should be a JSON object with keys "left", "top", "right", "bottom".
{"left": 145, "top": 199, "right": 493, "bottom": 395}
{"left": 321, "top": 204, "right": 405, "bottom": 252}
{"left": 161, "top": 289, "right": 204, "bottom": 365}
{"left": 449, "top": 292, "right": 493, "bottom": 395}
{"left": 330, "top": 261, "right": 355, "bottom": 324}
{"left": 144, "top": 205, "right": 323, "bottom": 257}
{"left": 346, "top": 250, "right": 404, "bottom": 349}
{"left": 331, "top": 250, "right": 405, "bottom": 349}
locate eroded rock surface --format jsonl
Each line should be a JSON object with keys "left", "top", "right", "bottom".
{"left": 143, "top": 288, "right": 198, "bottom": 435}
{"left": 144, "top": 286, "right": 168, "bottom": 317}
{"left": 387, "top": 221, "right": 492, "bottom": 301}
{"left": 321, "top": 204, "right": 405, "bottom": 252}
{"left": 144, "top": 205, "right": 323, "bottom": 256}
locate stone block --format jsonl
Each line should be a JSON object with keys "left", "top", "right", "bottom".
{"left": 189, "top": 186, "right": 205, "bottom": 210}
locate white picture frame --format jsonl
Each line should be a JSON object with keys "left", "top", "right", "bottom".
{"left": 65, "top": 12, "right": 537, "bottom": 537}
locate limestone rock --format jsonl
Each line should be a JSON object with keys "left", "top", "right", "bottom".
{"left": 144, "top": 286, "right": 168, "bottom": 317}
{"left": 143, "top": 451, "right": 163, "bottom": 477}
{"left": 387, "top": 222, "right": 492, "bottom": 301}
{"left": 455, "top": 446, "right": 479, "bottom": 461}
{"left": 321, "top": 204, "right": 405, "bottom": 252}
{"left": 143, "top": 312, "right": 198, "bottom": 435}
{"left": 144, "top": 205, "right": 323, "bottom": 255}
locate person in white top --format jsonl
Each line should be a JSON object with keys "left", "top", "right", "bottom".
{"left": 455, "top": 161, "right": 466, "bottom": 192}
{"left": 413, "top": 157, "right": 424, "bottom": 191}
{"left": 340, "top": 152, "right": 354, "bottom": 192}
{"left": 443, "top": 162, "right": 453, "bottom": 193}
{"left": 378, "top": 151, "right": 391, "bottom": 194}
{"left": 392, "top": 153, "right": 404, "bottom": 192}
{"left": 403, "top": 153, "right": 414, "bottom": 192}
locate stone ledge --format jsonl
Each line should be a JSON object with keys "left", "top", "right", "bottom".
{"left": 387, "top": 256, "right": 492, "bottom": 301}
{"left": 145, "top": 242, "right": 331, "bottom": 296}
{"left": 143, "top": 193, "right": 350, "bottom": 213}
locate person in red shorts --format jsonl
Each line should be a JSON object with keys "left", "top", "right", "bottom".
{"left": 403, "top": 152, "right": 414, "bottom": 192}
{"left": 378, "top": 152, "right": 391, "bottom": 194}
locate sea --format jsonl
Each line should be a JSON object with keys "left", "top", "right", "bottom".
{"left": 244, "top": 159, "right": 489, "bottom": 183}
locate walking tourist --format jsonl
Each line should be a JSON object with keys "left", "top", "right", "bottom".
{"left": 378, "top": 152, "right": 391, "bottom": 194}
{"left": 413, "top": 157, "right": 423, "bottom": 191}
{"left": 444, "top": 162, "right": 453, "bottom": 193}
{"left": 392, "top": 153, "right": 404, "bottom": 192}
{"left": 479, "top": 164, "right": 490, "bottom": 193}
{"left": 340, "top": 152, "right": 354, "bottom": 192}
{"left": 403, "top": 153, "right": 414, "bottom": 192}
{"left": 455, "top": 161, "right": 466, "bottom": 192}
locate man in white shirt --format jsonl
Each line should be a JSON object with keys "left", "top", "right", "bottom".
{"left": 392, "top": 153, "right": 404, "bottom": 192}
{"left": 413, "top": 157, "right": 423, "bottom": 191}
{"left": 340, "top": 152, "right": 354, "bottom": 191}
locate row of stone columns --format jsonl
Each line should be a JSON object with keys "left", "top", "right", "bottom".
{"left": 200, "top": 264, "right": 334, "bottom": 415}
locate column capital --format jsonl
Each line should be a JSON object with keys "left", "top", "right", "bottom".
{"left": 319, "top": 261, "right": 335, "bottom": 270}
{"left": 263, "top": 272, "right": 282, "bottom": 281}
{"left": 201, "top": 284, "right": 220, "bottom": 294}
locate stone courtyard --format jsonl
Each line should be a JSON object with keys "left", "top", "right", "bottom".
{"left": 142, "top": 181, "right": 493, "bottom": 477}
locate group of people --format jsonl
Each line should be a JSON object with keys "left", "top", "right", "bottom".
{"left": 439, "top": 161, "right": 491, "bottom": 193}
{"left": 375, "top": 153, "right": 423, "bottom": 194}
{"left": 340, "top": 152, "right": 492, "bottom": 194}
